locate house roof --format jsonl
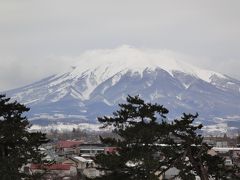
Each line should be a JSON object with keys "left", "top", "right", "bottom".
{"left": 72, "top": 156, "right": 93, "bottom": 163}
{"left": 105, "top": 147, "right": 117, "bottom": 153}
{"left": 57, "top": 140, "right": 83, "bottom": 148}
{"left": 213, "top": 147, "right": 240, "bottom": 152}
{"left": 79, "top": 143, "right": 105, "bottom": 147}
{"left": 31, "top": 163, "right": 72, "bottom": 170}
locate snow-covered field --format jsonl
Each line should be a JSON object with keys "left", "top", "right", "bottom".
{"left": 30, "top": 123, "right": 103, "bottom": 133}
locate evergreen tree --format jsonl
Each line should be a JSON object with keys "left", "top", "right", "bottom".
{"left": 94, "top": 95, "right": 239, "bottom": 180}
{"left": 169, "top": 113, "right": 239, "bottom": 180}
{"left": 0, "top": 94, "right": 49, "bottom": 180}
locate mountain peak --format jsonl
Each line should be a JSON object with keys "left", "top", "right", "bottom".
{"left": 4, "top": 46, "right": 240, "bottom": 134}
{"left": 69, "top": 45, "right": 226, "bottom": 83}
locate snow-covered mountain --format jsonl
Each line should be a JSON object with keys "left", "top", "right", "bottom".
{"left": 5, "top": 46, "right": 240, "bottom": 133}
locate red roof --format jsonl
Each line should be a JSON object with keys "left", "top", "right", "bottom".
{"left": 31, "top": 163, "right": 71, "bottom": 170}
{"left": 105, "top": 147, "right": 118, "bottom": 154}
{"left": 57, "top": 140, "right": 83, "bottom": 148}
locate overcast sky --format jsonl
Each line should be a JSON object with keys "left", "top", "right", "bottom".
{"left": 0, "top": 0, "right": 240, "bottom": 91}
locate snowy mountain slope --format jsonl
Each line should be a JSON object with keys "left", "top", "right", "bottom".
{"left": 4, "top": 46, "right": 240, "bottom": 131}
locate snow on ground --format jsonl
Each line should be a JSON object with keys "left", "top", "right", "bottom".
{"left": 29, "top": 121, "right": 238, "bottom": 136}
{"left": 29, "top": 114, "right": 88, "bottom": 121}
{"left": 202, "top": 123, "right": 238, "bottom": 136}
{"left": 30, "top": 123, "right": 104, "bottom": 133}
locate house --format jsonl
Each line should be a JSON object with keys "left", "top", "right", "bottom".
{"left": 212, "top": 147, "right": 240, "bottom": 166}
{"left": 216, "top": 141, "right": 228, "bottom": 147}
{"left": 77, "top": 143, "right": 105, "bottom": 157}
{"left": 56, "top": 140, "right": 84, "bottom": 156}
{"left": 62, "top": 156, "right": 103, "bottom": 179}
{"left": 73, "top": 156, "right": 103, "bottom": 178}
{"left": 104, "top": 147, "right": 118, "bottom": 154}
{"left": 161, "top": 167, "right": 180, "bottom": 180}
{"left": 30, "top": 163, "right": 78, "bottom": 179}
{"left": 62, "top": 156, "right": 93, "bottom": 169}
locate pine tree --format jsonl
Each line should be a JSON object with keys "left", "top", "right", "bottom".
{"left": 94, "top": 95, "right": 239, "bottom": 180}
{"left": 169, "top": 113, "right": 239, "bottom": 180}
{"left": 0, "top": 94, "right": 49, "bottom": 180}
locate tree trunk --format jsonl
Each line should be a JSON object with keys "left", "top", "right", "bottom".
{"left": 199, "top": 165, "right": 209, "bottom": 180}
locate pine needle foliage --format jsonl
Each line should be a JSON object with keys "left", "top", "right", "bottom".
{"left": 94, "top": 95, "right": 239, "bottom": 180}
{"left": 0, "top": 94, "right": 50, "bottom": 180}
